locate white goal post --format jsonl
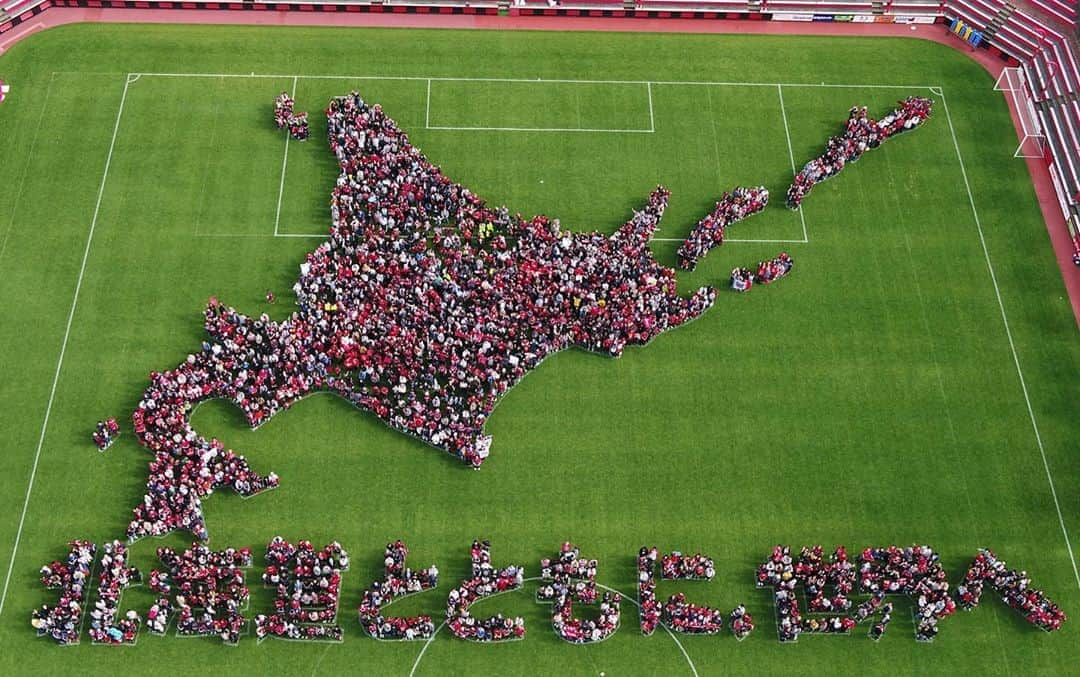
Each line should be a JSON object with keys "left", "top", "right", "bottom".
{"left": 994, "top": 67, "right": 1047, "bottom": 159}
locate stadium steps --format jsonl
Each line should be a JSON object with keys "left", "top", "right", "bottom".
{"left": 747, "top": 0, "right": 762, "bottom": 12}
{"left": 872, "top": 0, "right": 884, "bottom": 14}
{"left": 1036, "top": 92, "right": 1080, "bottom": 109}
{"left": 983, "top": 2, "right": 1018, "bottom": 41}
{"left": 1037, "top": 105, "right": 1080, "bottom": 195}
{"left": 1041, "top": 102, "right": 1080, "bottom": 195}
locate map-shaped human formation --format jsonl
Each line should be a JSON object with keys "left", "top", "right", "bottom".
{"left": 126, "top": 92, "right": 932, "bottom": 542}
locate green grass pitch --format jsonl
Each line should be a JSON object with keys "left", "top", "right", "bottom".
{"left": 0, "top": 21, "right": 1078, "bottom": 676}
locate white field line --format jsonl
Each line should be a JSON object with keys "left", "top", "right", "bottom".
{"left": 653, "top": 237, "right": 806, "bottom": 244}
{"left": 426, "top": 125, "right": 654, "bottom": 133}
{"left": 194, "top": 232, "right": 325, "bottom": 238}
{"left": 193, "top": 232, "right": 291, "bottom": 238}
{"left": 121, "top": 72, "right": 941, "bottom": 91}
{"left": 0, "top": 71, "right": 55, "bottom": 266}
{"left": 425, "top": 78, "right": 432, "bottom": 129}
{"left": 776, "top": 84, "right": 809, "bottom": 244}
{"left": 725, "top": 238, "right": 806, "bottom": 244}
{"left": 407, "top": 577, "right": 697, "bottom": 677}
{"left": 940, "top": 90, "right": 1080, "bottom": 590}
{"left": 647, "top": 81, "right": 656, "bottom": 132}
{"left": 273, "top": 76, "right": 298, "bottom": 237}
{"left": 0, "top": 73, "right": 133, "bottom": 617}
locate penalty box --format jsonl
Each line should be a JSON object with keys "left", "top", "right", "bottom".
{"left": 111, "top": 72, "right": 937, "bottom": 243}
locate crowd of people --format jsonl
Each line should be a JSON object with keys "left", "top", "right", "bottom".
{"left": 31, "top": 540, "right": 95, "bottom": 645}
{"left": 358, "top": 540, "right": 439, "bottom": 640}
{"left": 663, "top": 593, "right": 725, "bottom": 634}
{"left": 127, "top": 91, "right": 736, "bottom": 543}
{"left": 757, "top": 544, "right": 953, "bottom": 642}
{"left": 315, "top": 93, "right": 717, "bottom": 465}
{"left": 661, "top": 551, "right": 716, "bottom": 581}
{"left": 659, "top": 550, "right": 724, "bottom": 635}
{"left": 92, "top": 418, "right": 119, "bottom": 451}
{"left": 729, "top": 604, "right": 754, "bottom": 640}
{"left": 637, "top": 547, "right": 661, "bottom": 635}
{"left": 127, "top": 299, "right": 287, "bottom": 542}
{"left": 637, "top": 546, "right": 731, "bottom": 636}
{"left": 729, "top": 253, "right": 793, "bottom": 293}
{"left": 786, "top": 97, "right": 934, "bottom": 208}
{"left": 538, "top": 543, "right": 619, "bottom": 643}
{"left": 446, "top": 541, "right": 525, "bottom": 641}
{"left": 274, "top": 92, "right": 309, "bottom": 141}
{"left": 254, "top": 537, "right": 350, "bottom": 642}
{"left": 868, "top": 601, "right": 894, "bottom": 640}
{"left": 957, "top": 549, "right": 1066, "bottom": 632}
{"left": 756, "top": 544, "right": 855, "bottom": 640}
{"left": 552, "top": 589, "right": 621, "bottom": 643}
{"left": 859, "top": 545, "right": 955, "bottom": 642}
{"left": 852, "top": 589, "right": 888, "bottom": 635}
{"left": 675, "top": 187, "right": 769, "bottom": 271}
{"left": 88, "top": 540, "right": 141, "bottom": 644}
{"left": 729, "top": 267, "right": 755, "bottom": 292}
{"left": 146, "top": 569, "right": 171, "bottom": 635}
{"left": 756, "top": 253, "right": 794, "bottom": 285}
{"left": 538, "top": 543, "right": 600, "bottom": 605}
{"left": 155, "top": 543, "right": 253, "bottom": 645}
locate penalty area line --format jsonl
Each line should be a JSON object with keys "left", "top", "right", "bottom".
{"left": 776, "top": 84, "right": 809, "bottom": 244}
{"left": 273, "top": 76, "right": 298, "bottom": 238}
{"left": 425, "top": 126, "right": 654, "bottom": 134}
{"left": 123, "top": 72, "right": 941, "bottom": 92}
{"left": 652, "top": 238, "right": 807, "bottom": 244}
{"left": 0, "top": 73, "right": 133, "bottom": 617}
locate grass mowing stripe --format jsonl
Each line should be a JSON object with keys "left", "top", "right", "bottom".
{"left": 0, "top": 72, "right": 55, "bottom": 267}
{"left": 0, "top": 73, "right": 131, "bottom": 617}
{"left": 940, "top": 89, "right": 1080, "bottom": 590}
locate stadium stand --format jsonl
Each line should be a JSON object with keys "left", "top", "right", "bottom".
{"left": 0, "top": 0, "right": 42, "bottom": 24}
{"left": 1028, "top": 0, "right": 1076, "bottom": 27}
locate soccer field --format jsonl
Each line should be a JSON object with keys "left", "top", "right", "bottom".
{"left": 0, "top": 22, "right": 1077, "bottom": 676}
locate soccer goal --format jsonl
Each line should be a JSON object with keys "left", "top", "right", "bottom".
{"left": 994, "top": 67, "right": 1047, "bottom": 159}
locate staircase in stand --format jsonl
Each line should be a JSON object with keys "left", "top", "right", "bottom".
{"left": 983, "top": 2, "right": 1017, "bottom": 42}
{"left": 1035, "top": 91, "right": 1080, "bottom": 111}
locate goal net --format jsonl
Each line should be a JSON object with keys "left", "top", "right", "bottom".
{"left": 994, "top": 67, "right": 1047, "bottom": 159}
